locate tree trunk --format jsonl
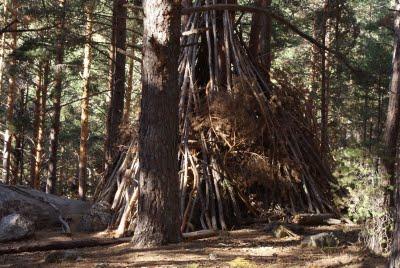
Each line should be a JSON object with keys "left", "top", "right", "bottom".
{"left": 12, "top": 84, "right": 28, "bottom": 185}
{"left": 0, "top": 0, "right": 7, "bottom": 96}
{"left": 123, "top": 32, "right": 137, "bottom": 125}
{"left": 78, "top": 1, "right": 94, "bottom": 200}
{"left": 320, "top": 1, "right": 329, "bottom": 155}
{"left": 47, "top": 0, "right": 66, "bottom": 194}
{"left": 249, "top": 0, "right": 272, "bottom": 79}
{"left": 389, "top": 2, "right": 400, "bottom": 267}
{"left": 30, "top": 62, "right": 48, "bottom": 189}
{"left": 132, "top": 0, "right": 181, "bottom": 247}
{"left": 1, "top": 0, "right": 17, "bottom": 184}
{"left": 104, "top": 0, "right": 127, "bottom": 184}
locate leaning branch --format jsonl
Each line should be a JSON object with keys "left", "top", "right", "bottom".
{"left": 180, "top": 4, "right": 364, "bottom": 77}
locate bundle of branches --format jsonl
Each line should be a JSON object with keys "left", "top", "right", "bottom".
{"left": 96, "top": 1, "right": 337, "bottom": 237}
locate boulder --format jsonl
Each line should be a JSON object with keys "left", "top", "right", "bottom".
{"left": 301, "top": 232, "right": 339, "bottom": 248}
{"left": 79, "top": 201, "right": 112, "bottom": 232}
{"left": 0, "top": 213, "right": 35, "bottom": 242}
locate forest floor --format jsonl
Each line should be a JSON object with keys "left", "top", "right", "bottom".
{"left": 0, "top": 224, "right": 386, "bottom": 267}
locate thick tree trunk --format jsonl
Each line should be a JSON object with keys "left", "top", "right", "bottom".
{"left": 78, "top": 2, "right": 94, "bottom": 200}
{"left": 1, "top": 0, "right": 17, "bottom": 184}
{"left": 389, "top": 3, "right": 400, "bottom": 267}
{"left": 104, "top": 0, "right": 127, "bottom": 184}
{"left": 132, "top": 0, "right": 181, "bottom": 247}
{"left": 47, "top": 0, "right": 66, "bottom": 194}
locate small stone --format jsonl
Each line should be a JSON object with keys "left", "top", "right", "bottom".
{"left": 0, "top": 213, "right": 35, "bottom": 243}
{"left": 301, "top": 232, "right": 339, "bottom": 248}
{"left": 209, "top": 253, "right": 217, "bottom": 260}
{"left": 45, "top": 250, "right": 79, "bottom": 263}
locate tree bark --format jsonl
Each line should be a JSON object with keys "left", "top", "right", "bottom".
{"left": 78, "top": 1, "right": 94, "bottom": 200}
{"left": 1, "top": 0, "right": 17, "bottom": 184}
{"left": 0, "top": 0, "right": 7, "bottom": 96}
{"left": 132, "top": 0, "right": 181, "bottom": 247}
{"left": 47, "top": 0, "right": 66, "bottom": 194}
{"left": 389, "top": 3, "right": 400, "bottom": 267}
{"left": 123, "top": 31, "right": 137, "bottom": 125}
{"left": 30, "top": 61, "right": 49, "bottom": 189}
{"left": 104, "top": 0, "right": 127, "bottom": 184}
{"left": 249, "top": 0, "right": 272, "bottom": 79}
{"left": 320, "top": 1, "right": 329, "bottom": 155}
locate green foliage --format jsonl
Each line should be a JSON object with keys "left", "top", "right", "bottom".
{"left": 333, "top": 147, "right": 391, "bottom": 255}
{"left": 333, "top": 147, "right": 385, "bottom": 222}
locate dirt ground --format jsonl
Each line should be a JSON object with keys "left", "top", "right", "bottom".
{"left": 0, "top": 224, "right": 386, "bottom": 268}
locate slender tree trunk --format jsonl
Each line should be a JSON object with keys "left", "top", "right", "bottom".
{"left": 33, "top": 61, "right": 49, "bottom": 189}
{"left": 320, "top": 1, "right": 329, "bottom": 155}
{"left": 104, "top": 0, "right": 127, "bottom": 182}
{"left": 104, "top": 0, "right": 117, "bottom": 171}
{"left": 388, "top": 3, "right": 400, "bottom": 267}
{"left": 78, "top": 1, "right": 94, "bottom": 200}
{"left": 249, "top": 0, "right": 272, "bottom": 79}
{"left": 47, "top": 0, "right": 66, "bottom": 194}
{"left": 132, "top": 0, "right": 181, "bottom": 247}
{"left": 12, "top": 82, "right": 27, "bottom": 185}
{"left": 30, "top": 63, "right": 43, "bottom": 187}
{"left": 1, "top": 0, "right": 17, "bottom": 184}
{"left": 0, "top": 0, "right": 7, "bottom": 95}
{"left": 123, "top": 32, "right": 136, "bottom": 125}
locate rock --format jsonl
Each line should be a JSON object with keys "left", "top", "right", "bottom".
{"left": 45, "top": 250, "right": 79, "bottom": 263}
{"left": 208, "top": 253, "right": 217, "bottom": 260}
{"left": 79, "top": 201, "right": 112, "bottom": 232}
{"left": 301, "top": 232, "right": 339, "bottom": 248}
{"left": 0, "top": 213, "right": 35, "bottom": 242}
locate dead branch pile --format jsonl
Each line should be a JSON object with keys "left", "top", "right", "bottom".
{"left": 96, "top": 1, "right": 337, "bottom": 237}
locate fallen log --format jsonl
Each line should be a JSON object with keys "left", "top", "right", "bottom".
{"left": 0, "top": 184, "right": 91, "bottom": 231}
{"left": 182, "top": 230, "right": 218, "bottom": 241}
{"left": 0, "top": 237, "right": 131, "bottom": 255}
{"left": 292, "top": 213, "right": 337, "bottom": 226}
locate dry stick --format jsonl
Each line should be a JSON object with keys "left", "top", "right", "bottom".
{"left": 204, "top": 3, "right": 216, "bottom": 91}
{"left": 223, "top": 10, "right": 233, "bottom": 92}
{"left": 210, "top": 156, "right": 227, "bottom": 230}
{"left": 116, "top": 187, "right": 139, "bottom": 237}
{"left": 209, "top": 0, "right": 220, "bottom": 91}
{"left": 202, "top": 133, "right": 218, "bottom": 230}
{"left": 181, "top": 152, "right": 199, "bottom": 233}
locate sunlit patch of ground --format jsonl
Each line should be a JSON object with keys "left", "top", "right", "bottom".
{"left": 0, "top": 225, "right": 386, "bottom": 267}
